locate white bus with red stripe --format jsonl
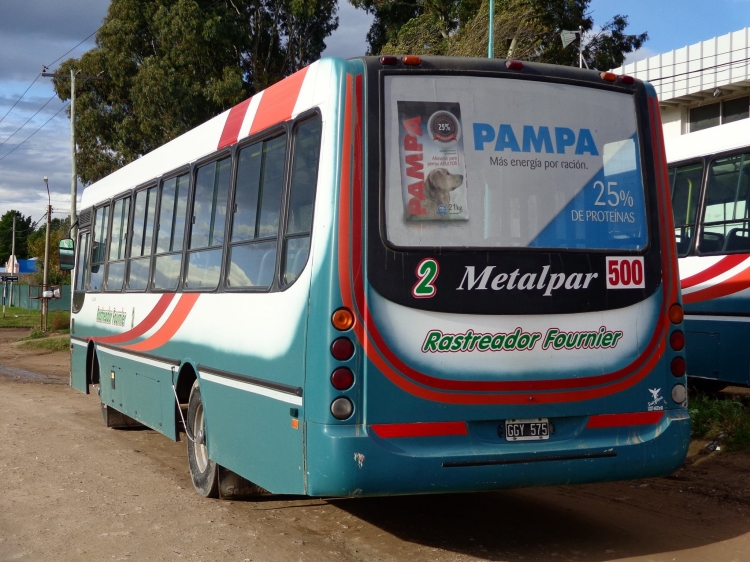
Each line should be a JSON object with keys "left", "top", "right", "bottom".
{"left": 667, "top": 117, "right": 750, "bottom": 391}
{"left": 66, "top": 56, "right": 689, "bottom": 499}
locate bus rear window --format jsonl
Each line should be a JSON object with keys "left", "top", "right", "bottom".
{"left": 383, "top": 75, "right": 648, "bottom": 251}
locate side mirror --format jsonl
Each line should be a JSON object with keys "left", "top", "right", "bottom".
{"left": 59, "top": 238, "right": 75, "bottom": 271}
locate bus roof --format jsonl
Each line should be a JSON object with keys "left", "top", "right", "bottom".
{"left": 665, "top": 118, "right": 750, "bottom": 164}
{"left": 80, "top": 57, "right": 342, "bottom": 209}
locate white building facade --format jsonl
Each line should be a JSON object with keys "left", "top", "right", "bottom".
{"left": 612, "top": 27, "right": 750, "bottom": 139}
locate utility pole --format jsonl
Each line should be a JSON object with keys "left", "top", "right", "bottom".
{"left": 8, "top": 214, "right": 15, "bottom": 309}
{"left": 42, "top": 67, "right": 104, "bottom": 241}
{"left": 488, "top": 0, "right": 495, "bottom": 58}
{"left": 42, "top": 177, "right": 51, "bottom": 332}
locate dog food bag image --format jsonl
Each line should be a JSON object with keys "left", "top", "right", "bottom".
{"left": 397, "top": 101, "right": 469, "bottom": 221}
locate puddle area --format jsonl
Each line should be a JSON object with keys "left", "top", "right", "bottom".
{"left": 0, "top": 364, "right": 66, "bottom": 384}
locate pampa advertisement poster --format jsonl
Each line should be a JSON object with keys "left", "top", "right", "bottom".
{"left": 397, "top": 101, "right": 469, "bottom": 221}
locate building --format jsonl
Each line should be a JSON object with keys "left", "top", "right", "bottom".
{"left": 612, "top": 27, "right": 750, "bottom": 139}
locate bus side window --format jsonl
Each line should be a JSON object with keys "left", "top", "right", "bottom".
{"left": 227, "top": 133, "right": 287, "bottom": 289}
{"left": 700, "top": 152, "right": 750, "bottom": 253}
{"left": 89, "top": 204, "right": 110, "bottom": 292}
{"left": 73, "top": 230, "right": 90, "bottom": 312}
{"left": 669, "top": 162, "right": 703, "bottom": 256}
{"left": 106, "top": 196, "right": 131, "bottom": 291}
{"left": 127, "top": 186, "right": 157, "bottom": 291}
{"left": 282, "top": 115, "right": 322, "bottom": 286}
{"left": 153, "top": 173, "right": 190, "bottom": 290}
{"left": 185, "top": 157, "right": 231, "bottom": 290}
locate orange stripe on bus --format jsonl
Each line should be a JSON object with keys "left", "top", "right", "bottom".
{"left": 93, "top": 293, "right": 175, "bottom": 345}
{"left": 123, "top": 293, "right": 200, "bottom": 352}
{"left": 249, "top": 66, "right": 309, "bottom": 136}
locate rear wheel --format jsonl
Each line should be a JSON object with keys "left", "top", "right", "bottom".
{"left": 187, "top": 380, "right": 219, "bottom": 498}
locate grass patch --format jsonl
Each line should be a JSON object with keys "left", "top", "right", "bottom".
{"left": 18, "top": 337, "right": 70, "bottom": 353}
{"left": 690, "top": 393, "right": 750, "bottom": 451}
{"left": 0, "top": 307, "right": 42, "bottom": 329}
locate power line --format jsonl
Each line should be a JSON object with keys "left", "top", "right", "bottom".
{"left": 0, "top": 74, "right": 40, "bottom": 126}
{"left": 0, "top": 93, "right": 60, "bottom": 148}
{"left": 0, "top": 102, "right": 70, "bottom": 163}
{"left": 46, "top": 29, "right": 98, "bottom": 68}
{"left": 645, "top": 58, "right": 750, "bottom": 92}
{"left": 647, "top": 56, "right": 750, "bottom": 82}
{"left": 622, "top": 44, "right": 750, "bottom": 73}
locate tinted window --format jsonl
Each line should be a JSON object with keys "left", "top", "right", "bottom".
{"left": 127, "top": 186, "right": 156, "bottom": 290}
{"left": 184, "top": 157, "right": 231, "bottom": 291}
{"left": 106, "top": 196, "right": 130, "bottom": 291}
{"left": 700, "top": 152, "right": 750, "bottom": 253}
{"left": 90, "top": 205, "right": 110, "bottom": 291}
{"left": 669, "top": 162, "right": 703, "bottom": 256}
{"left": 153, "top": 173, "right": 189, "bottom": 290}
{"left": 282, "top": 116, "right": 321, "bottom": 285}
{"left": 227, "top": 134, "right": 287, "bottom": 289}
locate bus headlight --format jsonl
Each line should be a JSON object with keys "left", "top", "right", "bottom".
{"left": 331, "top": 397, "right": 353, "bottom": 420}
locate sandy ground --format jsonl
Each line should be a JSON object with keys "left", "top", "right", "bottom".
{"left": 2, "top": 327, "right": 750, "bottom": 562}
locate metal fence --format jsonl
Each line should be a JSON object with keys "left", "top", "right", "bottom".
{"left": 1, "top": 284, "right": 71, "bottom": 311}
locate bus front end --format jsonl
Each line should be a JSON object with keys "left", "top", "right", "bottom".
{"left": 305, "top": 57, "right": 689, "bottom": 497}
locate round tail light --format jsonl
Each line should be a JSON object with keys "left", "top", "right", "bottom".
{"left": 672, "top": 384, "right": 687, "bottom": 404}
{"left": 331, "top": 397, "right": 353, "bottom": 420}
{"left": 670, "top": 330, "right": 685, "bottom": 351}
{"left": 669, "top": 304, "right": 684, "bottom": 324}
{"left": 331, "top": 368, "right": 354, "bottom": 390}
{"left": 670, "top": 356, "right": 686, "bottom": 377}
{"left": 331, "top": 338, "right": 354, "bottom": 361}
{"left": 332, "top": 308, "right": 354, "bottom": 331}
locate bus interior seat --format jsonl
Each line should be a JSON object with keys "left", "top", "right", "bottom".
{"left": 674, "top": 233, "right": 689, "bottom": 255}
{"left": 699, "top": 231, "right": 724, "bottom": 253}
{"left": 257, "top": 249, "right": 276, "bottom": 286}
{"left": 289, "top": 246, "right": 309, "bottom": 278}
{"left": 724, "top": 228, "right": 750, "bottom": 252}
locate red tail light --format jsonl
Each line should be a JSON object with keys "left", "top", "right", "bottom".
{"left": 671, "top": 357, "right": 686, "bottom": 377}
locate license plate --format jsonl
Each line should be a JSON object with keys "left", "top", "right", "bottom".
{"left": 505, "top": 418, "right": 550, "bottom": 441}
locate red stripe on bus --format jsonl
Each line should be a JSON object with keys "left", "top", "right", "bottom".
{"left": 93, "top": 293, "right": 175, "bottom": 345}
{"left": 249, "top": 66, "right": 309, "bottom": 136}
{"left": 217, "top": 97, "right": 253, "bottom": 150}
{"left": 334, "top": 82, "right": 670, "bottom": 404}
{"left": 586, "top": 411, "right": 664, "bottom": 429}
{"left": 370, "top": 421, "right": 468, "bottom": 438}
{"left": 681, "top": 254, "right": 748, "bottom": 290}
{"left": 683, "top": 265, "right": 750, "bottom": 304}
{"left": 123, "top": 293, "right": 200, "bottom": 352}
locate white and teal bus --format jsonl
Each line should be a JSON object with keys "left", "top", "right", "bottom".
{"left": 667, "top": 116, "right": 750, "bottom": 391}
{"left": 65, "top": 56, "right": 689, "bottom": 498}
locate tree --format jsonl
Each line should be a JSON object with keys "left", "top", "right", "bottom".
{"left": 53, "top": 0, "right": 338, "bottom": 186}
{"left": 0, "top": 210, "right": 33, "bottom": 266}
{"left": 27, "top": 218, "right": 71, "bottom": 286}
{"left": 352, "top": 0, "right": 647, "bottom": 70}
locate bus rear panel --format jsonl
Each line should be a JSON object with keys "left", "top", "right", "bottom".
{"left": 303, "top": 57, "right": 689, "bottom": 496}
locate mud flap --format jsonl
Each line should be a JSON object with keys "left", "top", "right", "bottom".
{"left": 101, "top": 403, "right": 143, "bottom": 429}
{"left": 218, "top": 466, "right": 269, "bottom": 499}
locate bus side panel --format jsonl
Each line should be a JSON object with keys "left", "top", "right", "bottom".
{"left": 70, "top": 340, "right": 88, "bottom": 393}
{"left": 96, "top": 349, "right": 177, "bottom": 439}
{"left": 164, "top": 293, "right": 310, "bottom": 495}
{"left": 686, "top": 318, "right": 749, "bottom": 385}
{"left": 200, "top": 379, "right": 305, "bottom": 495}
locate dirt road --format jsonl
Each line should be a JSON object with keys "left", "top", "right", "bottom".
{"left": 2, "top": 327, "right": 750, "bottom": 562}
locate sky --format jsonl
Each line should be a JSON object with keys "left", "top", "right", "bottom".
{"left": 0, "top": 0, "right": 747, "bottom": 228}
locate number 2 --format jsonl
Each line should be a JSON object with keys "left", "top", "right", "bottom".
{"left": 413, "top": 258, "right": 439, "bottom": 298}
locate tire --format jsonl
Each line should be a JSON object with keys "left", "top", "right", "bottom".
{"left": 187, "top": 380, "right": 219, "bottom": 498}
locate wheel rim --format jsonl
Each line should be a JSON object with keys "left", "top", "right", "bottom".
{"left": 193, "top": 402, "right": 209, "bottom": 473}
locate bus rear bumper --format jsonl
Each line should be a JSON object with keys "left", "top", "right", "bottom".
{"left": 305, "top": 410, "right": 690, "bottom": 497}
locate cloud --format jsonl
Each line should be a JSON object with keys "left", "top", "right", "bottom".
{"left": 624, "top": 47, "right": 658, "bottom": 65}
{"left": 0, "top": 1, "right": 373, "bottom": 222}
{"left": 322, "top": 2, "right": 373, "bottom": 58}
